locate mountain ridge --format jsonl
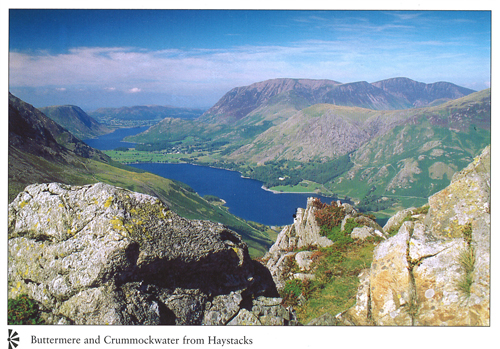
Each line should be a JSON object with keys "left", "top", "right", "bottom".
{"left": 200, "top": 77, "right": 476, "bottom": 124}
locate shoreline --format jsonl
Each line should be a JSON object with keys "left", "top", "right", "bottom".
{"left": 260, "top": 185, "right": 327, "bottom": 195}
{"left": 116, "top": 159, "right": 338, "bottom": 197}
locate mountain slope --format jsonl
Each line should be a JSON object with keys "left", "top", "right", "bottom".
{"left": 39, "top": 105, "right": 112, "bottom": 140}
{"left": 126, "top": 77, "right": 477, "bottom": 148}
{"left": 199, "top": 78, "right": 343, "bottom": 123}
{"left": 9, "top": 93, "right": 109, "bottom": 164}
{"left": 229, "top": 88, "right": 489, "bottom": 165}
{"left": 329, "top": 89, "right": 490, "bottom": 210}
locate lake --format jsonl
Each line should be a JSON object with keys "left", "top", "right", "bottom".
{"left": 84, "top": 126, "right": 149, "bottom": 150}
{"left": 85, "top": 127, "right": 345, "bottom": 226}
{"left": 130, "top": 162, "right": 338, "bottom": 226}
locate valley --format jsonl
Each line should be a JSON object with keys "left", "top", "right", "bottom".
{"left": 8, "top": 76, "right": 491, "bottom": 327}
{"left": 8, "top": 93, "right": 276, "bottom": 258}
{"left": 8, "top": 76, "right": 491, "bottom": 279}
{"left": 100, "top": 79, "right": 489, "bottom": 220}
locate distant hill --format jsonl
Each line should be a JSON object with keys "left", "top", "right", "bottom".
{"left": 8, "top": 93, "right": 275, "bottom": 257}
{"left": 9, "top": 93, "right": 110, "bottom": 198}
{"left": 89, "top": 105, "right": 205, "bottom": 127}
{"left": 39, "top": 105, "right": 112, "bottom": 140}
{"left": 200, "top": 77, "right": 475, "bottom": 124}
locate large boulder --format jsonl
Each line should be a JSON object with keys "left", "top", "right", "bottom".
{"left": 8, "top": 182, "right": 294, "bottom": 325}
{"left": 340, "top": 146, "right": 490, "bottom": 326}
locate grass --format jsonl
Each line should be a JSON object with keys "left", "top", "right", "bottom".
{"left": 294, "top": 241, "right": 376, "bottom": 324}
{"left": 455, "top": 222, "right": 475, "bottom": 298}
{"left": 456, "top": 246, "right": 476, "bottom": 297}
{"left": 104, "top": 149, "right": 196, "bottom": 163}
{"left": 8, "top": 294, "right": 44, "bottom": 325}
{"left": 279, "top": 199, "right": 380, "bottom": 324}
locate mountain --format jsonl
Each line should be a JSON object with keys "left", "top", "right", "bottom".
{"left": 199, "top": 78, "right": 342, "bottom": 123}
{"left": 127, "top": 77, "right": 477, "bottom": 146}
{"left": 9, "top": 93, "right": 110, "bottom": 164}
{"left": 89, "top": 105, "right": 205, "bottom": 127}
{"left": 39, "top": 105, "right": 112, "bottom": 140}
{"left": 8, "top": 93, "right": 275, "bottom": 257}
{"left": 230, "top": 88, "right": 490, "bottom": 164}
{"left": 199, "top": 77, "right": 475, "bottom": 124}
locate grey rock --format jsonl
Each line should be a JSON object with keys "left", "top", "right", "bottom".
{"left": 383, "top": 207, "right": 416, "bottom": 233}
{"left": 351, "top": 226, "right": 386, "bottom": 241}
{"left": 8, "top": 182, "right": 290, "bottom": 325}
{"left": 295, "top": 251, "right": 314, "bottom": 271}
{"left": 307, "top": 312, "right": 340, "bottom": 326}
{"left": 227, "top": 308, "right": 261, "bottom": 326}
{"left": 203, "top": 291, "right": 243, "bottom": 325}
{"left": 351, "top": 226, "right": 375, "bottom": 240}
{"left": 265, "top": 197, "right": 332, "bottom": 290}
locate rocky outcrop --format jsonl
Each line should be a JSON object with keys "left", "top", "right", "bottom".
{"left": 8, "top": 182, "right": 297, "bottom": 325}
{"left": 339, "top": 145, "right": 490, "bottom": 326}
{"left": 264, "top": 197, "right": 381, "bottom": 291}
{"left": 264, "top": 198, "right": 331, "bottom": 290}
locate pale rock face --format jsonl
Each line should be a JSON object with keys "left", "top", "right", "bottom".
{"left": 351, "top": 226, "right": 385, "bottom": 241}
{"left": 383, "top": 207, "right": 416, "bottom": 233}
{"left": 341, "top": 146, "right": 490, "bottom": 326}
{"left": 295, "top": 251, "right": 315, "bottom": 271}
{"left": 265, "top": 197, "right": 333, "bottom": 290}
{"left": 8, "top": 182, "right": 295, "bottom": 325}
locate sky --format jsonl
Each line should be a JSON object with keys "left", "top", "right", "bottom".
{"left": 8, "top": 8, "right": 492, "bottom": 111}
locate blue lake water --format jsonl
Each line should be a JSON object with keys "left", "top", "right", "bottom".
{"left": 85, "top": 127, "right": 344, "bottom": 226}
{"left": 130, "top": 162, "right": 338, "bottom": 226}
{"left": 84, "top": 126, "right": 149, "bottom": 150}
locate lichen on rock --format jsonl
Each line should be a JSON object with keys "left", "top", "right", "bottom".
{"left": 8, "top": 182, "right": 294, "bottom": 325}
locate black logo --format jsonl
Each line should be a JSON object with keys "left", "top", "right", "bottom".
{"left": 8, "top": 330, "right": 19, "bottom": 349}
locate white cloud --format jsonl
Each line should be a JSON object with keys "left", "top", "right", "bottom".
{"left": 8, "top": 37, "right": 490, "bottom": 107}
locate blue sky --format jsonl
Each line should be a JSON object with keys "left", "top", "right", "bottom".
{"left": 9, "top": 9, "right": 491, "bottom": 111}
